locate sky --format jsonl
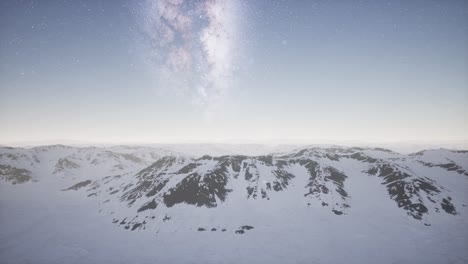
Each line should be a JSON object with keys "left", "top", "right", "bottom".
{"left": 0, "top": 0, "right": 467, "bottom": 145}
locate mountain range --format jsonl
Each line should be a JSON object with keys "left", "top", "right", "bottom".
{"left": 1, "top": 144, "right": 467, "bottom": 264}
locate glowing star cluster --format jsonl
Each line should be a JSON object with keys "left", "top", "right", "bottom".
{"left": 139, "top": 0, "right": 243, "bottom": 108}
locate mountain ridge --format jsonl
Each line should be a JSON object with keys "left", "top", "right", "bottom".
{"left": 1, "top": 145, "right": 466, "bottom": 232}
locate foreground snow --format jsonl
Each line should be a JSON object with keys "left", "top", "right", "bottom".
{"left": 0, "top": 145, "right": 467, "bottom": 264}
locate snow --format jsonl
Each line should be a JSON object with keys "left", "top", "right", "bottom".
{"left": 0, "top": 145, "right": 467, "bottom": 264}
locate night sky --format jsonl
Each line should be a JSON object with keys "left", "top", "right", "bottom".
{"left": 1, "top": 0, "right": 467, "bottom": 144}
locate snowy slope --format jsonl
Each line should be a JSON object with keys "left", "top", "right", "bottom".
{"left": 0, "top": 145, "right": 467, "bottom": 264}
{"left": 0, "top": 145, "right": 176, "bottom": 184}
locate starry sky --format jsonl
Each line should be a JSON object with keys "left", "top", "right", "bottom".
{"left": 1, "top": 0, "right": 467, "bottom": 145}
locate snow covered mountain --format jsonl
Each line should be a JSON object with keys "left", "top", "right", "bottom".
{"left": 1, "top": 145, "right": 467, "bottom": 263}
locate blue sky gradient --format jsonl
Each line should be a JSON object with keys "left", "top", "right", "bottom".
{"left": 1, "top": 0, "right": 467, "bottom": 144}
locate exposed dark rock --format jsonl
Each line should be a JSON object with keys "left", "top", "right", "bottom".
{"left": 246, "top": 186, "right": 255, "bottom": 198}
{"left": 0, "top": 164, "right": 33, "bottom": 184}
{"left": 136, "top": 156, "right": 177, "bottom": 179}
{"left": 131, "top": 223, "right": 142, "bottom": 231}
{"left": 332, "top": 210, "right": 343, "bottom": 215}
{"left": 119, "top": 153, "right": 143, "bottom": 163}
{"left": 257, "top": 155, "right": 273, "bottom": 166}
{"left": 137, "top": 199, "right": 157, "bottom": 212}
{"left": 198, "top": 155, "right": 212, "bottom": 161}
{"left": 370, "top": 162, "right": 449, "bottom": 220}
{"left": 326, "top": 154, "right": 340, "bottom": 161}
{"left": 177, "top": 163, "right": 198, "bottom": 174}
{"left": 349, "top": 153, "right": 377, "bottom": 163}
{"left": 374, "top": 148, "right": 394, "bottom": 153}
{"left": 326, "top": 168, "right": 348, "bottom": 198}
{"left": 53, "top": 158, "right": 79, "bottom": 174}
{"left": 438, "top": 163, "right": 456, "bottom": 170}
{"left": 419, "top": 161, "right": 468, "bottom": 176}
{"left": 441, "top": 198, "right": 456, "bottom": 215}
{"left": 367, "top": 167, "right": 378, "bottom": 175}
{"left": 212, "top": 156, "right": 246, "bottom": 173}
{"left": 275, "top": 160, "right": 288, "bottom": 169}
{"left": 63, "top": 180, "right": 92, "bottom": 191}
{"left": 245, "top": 167, "right": 253, "bottom": 181}
{"left": 163, "top": 167, "right": 232, "bottom": 208}
{"left": 235, "top": 225, "right": 254, "bottom": 234}
{"left": 272, "top": 169, "right": 295, "bottom": 191}
{"left": 122, "top": 180, "right": 153, "bottom": 205}
{"left": 145, "top": 179, "right": 169, "bottom": 197}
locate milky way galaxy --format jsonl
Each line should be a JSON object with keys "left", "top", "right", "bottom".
{"left": 137, "top": 0, "right": 244, "bottom": 109}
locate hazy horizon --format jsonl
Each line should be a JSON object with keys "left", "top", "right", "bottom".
{"left": 2, "top": 138, "right": 468, "bottom": 155}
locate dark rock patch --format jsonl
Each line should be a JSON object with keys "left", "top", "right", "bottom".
{"left": 131, "top": 223, "right": 142, "bottom": 231}
{"left": 246, "top": 186, "right": 254, "bottom": 195}
{"left": 349, "top": 153, "right": 377, "bottom": 163}
{"left": 235, "top": 225, "right": 254, "bottom": 234}
{"left": 0, "top": 164, "right": 33, "bottom": 184}
{"left": 245, "top": 167, "right": 253, "bottom": 181}
{"left": 198, "top": 155, "right": 212, "bottom": 161}
{"left": 272, "top": 170, "right": 295, "bottom": 191}
{"left": 177, "top": 163, "right": 198, "bottom": 174}
{"left": 145, "top": 179, "right": 169, "bottom": 197}
{"left": 441, "top": 198, "right": 456, "bottom": 215}
{"left": 367, "top": 167, "right": 378, "bottom": 175}
{"left": 136, "top": 156, "right": 177, "bottom": 178}
{"left": 164, "top": 168, "right": 232, "bottom": 208}
{"left": 326, "top": 168, "right": 348, "bottom": 198}
{"left": 372, "top": 162, "right": 446, "bottom": 220}
{"left": 258, "top": 155, "right": 273, "bottom": 166}
{"left": 326, "top": 154, "right": 340, "bottom": 161}
{"left": 137, "top": 199, "right": 157, "bottom": 213}
{"left": 332, "top": 210, "right": 343, "bottom": 215}
{"left": 63, "top": 180, "right": 92, "bottom": 191}
{"left": 374, "top": 148, "right": 393, "bottom": 153}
